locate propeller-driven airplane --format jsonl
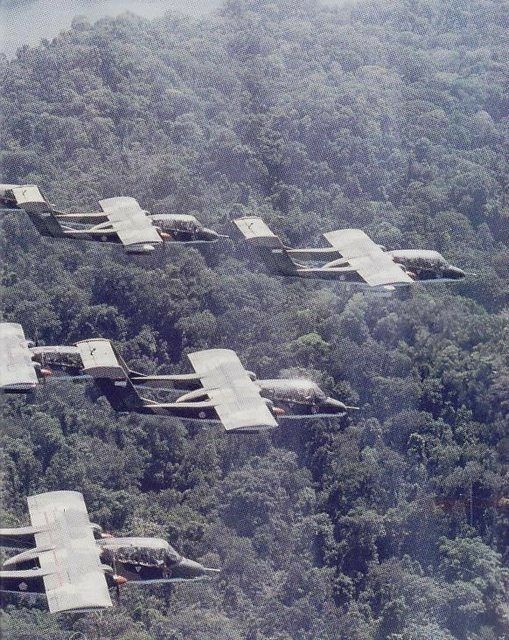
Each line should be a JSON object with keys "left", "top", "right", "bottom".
{"left": 0, "top": 322, "right": 80, "bottom": 392}
{"left": 234, "top": 216, "right": 468, "bottom": 291}
{"left": 0, "top": 184, "right": 224, "bottom": 254}
{"left": 0, "top": 323, "right": 356, "bottom": 432}
{"left": 90, "top": 343, "right": 354, "bottom": 431}
{"left": 0, "top": 491, "right": 219, "bottom": 613}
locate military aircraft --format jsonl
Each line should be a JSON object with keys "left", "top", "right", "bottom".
{"left": 90, "top": 343, "right": 355, "bottom": 431}
{"left": 234, "top": 216, "right": 467, "bottom": 291}
{"left": 0, "top": 184, "right": 223, "bottom": 254}
{"left": 0, "top": 322, "right": 82, "bottom": 393}
{"left": 0, "top": 491, "right": 219, "bottom": 613}
{"left": 0, "top": 323, "right": 355, "bottom": 432}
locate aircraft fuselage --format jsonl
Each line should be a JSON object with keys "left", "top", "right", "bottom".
{"left": 127, "top": 376, "right": 352, "bottom": 421}
{"left": 0, "top": 535, "right": 218, "bottom": 596}
{"left": 99, "top": 537, "right": 218, "bottom": 584}
{"left": 280, "top": 247, "right": 465, "bottom": 285}
{"left": 52, "top": 213, "right": 221, "bottom": 245}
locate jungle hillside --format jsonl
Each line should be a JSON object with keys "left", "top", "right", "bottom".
{"left": 0, "top": 0, "right": 508, "bottom": 638}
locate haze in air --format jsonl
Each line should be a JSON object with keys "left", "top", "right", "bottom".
{"left": 0, "top": 0, "right": 352, "bottom": 57}
{"left": 0, "top": 0, "right": 507, "bottom": 639}
{"left": 0, "top": 0, "right": 222, "bottom": 57}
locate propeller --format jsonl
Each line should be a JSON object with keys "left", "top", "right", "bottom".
{"left": 39, "top": 350, "right": 53, "bottom": 383}
{"left": 111, "top": 554, "right": 128, "bottom": 603}
{"left": 29, "top": 331, "right": 53, "bottom": 383}
{"left": 262, "top": 398, "right": 285, "bottom": 416}
{"left": 26, "top": 329, "right": 38, "bottom": 349}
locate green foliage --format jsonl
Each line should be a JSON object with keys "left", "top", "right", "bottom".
{"left": 1, "top": 0, "right": 508, "bottom": 638}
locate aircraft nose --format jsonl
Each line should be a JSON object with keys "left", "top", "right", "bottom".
{"left": 173, "top": 557, "right": 220, "bottom": 579}
{"left": 447, "top": 266, "right": 466, "bottom": 279}
{"left": 324, "top": 397, "right": 348, "bottom": 412}
{"left": 198, "top": 228, "right": 221, "bottom": 242}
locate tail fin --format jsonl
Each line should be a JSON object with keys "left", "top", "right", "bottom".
{"left": 268, "top": 248, "right": 300, "bottom": 275}
{"left": 75, "top": 338, "right": 147, "bottom": 412}
{"left": 234, "top": 216, "right": 299, "bottom": 275}
{"left": 95, "top": 377, "right": 145, "bottom": 412}
{"left": 25, "top": 210, "right": 65, "bottom": 238}
{"left": 3, "top": 185, "right": 65, "bottom": 238}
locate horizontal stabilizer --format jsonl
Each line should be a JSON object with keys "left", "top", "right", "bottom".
{"left": 233, "top": 216, "right": 283, "bottom": 248}
{"left": 4, "top": 185, "right": 50, "bottom": 212}
{"left": 76, "top": 339, "right": 127, "bottom": 379}
{"left": 76, "top": 339, "right": 147, "bottom": 411}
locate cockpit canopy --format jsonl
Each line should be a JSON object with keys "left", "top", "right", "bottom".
{"left": 259, "top": 379, "right": 328, "bottom": 404}
{"left": 99, "top": 537, "right": 182, "bottom": 567}
{"left": 150, "top": 214, "right": 202, "bottom": 234}
{"left": 387, "top": 249, "right": 449, "bottom": 269}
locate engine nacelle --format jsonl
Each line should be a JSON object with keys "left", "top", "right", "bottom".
{"left": 124, "top": 244, "right": 156, "bottom": 254}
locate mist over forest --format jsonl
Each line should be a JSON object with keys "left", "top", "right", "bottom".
{"left": 0, "top": 0, "right": 221, "bottom": 57}
{"left": 0, "top": 0, "right": 508, "bottom": 639}
{"left": 0, "top": 0, "right": 350, "bottom": 57}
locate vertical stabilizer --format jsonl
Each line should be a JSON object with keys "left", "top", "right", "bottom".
{"left": 234, "top": 216, "right": 298, "bottom": 275}
{"left": 25, "top": 210, "right": 66, "bottom": 238}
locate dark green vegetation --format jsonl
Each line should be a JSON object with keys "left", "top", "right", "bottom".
{"left": 1, "top": 0, "right": 508, "bottom": 638}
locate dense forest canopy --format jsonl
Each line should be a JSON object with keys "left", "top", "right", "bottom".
{"left": 0, "top": 0, "right": 221, "bottom": 58}
{"left": 0, "top": 0, "right": 508, "bottom": 638}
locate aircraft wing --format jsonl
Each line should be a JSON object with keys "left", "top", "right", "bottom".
{"left": 323, "top": 229, "right": 413, "bottom": 286}
{"left": 98, "top": 197, "right": 163, "bottom": 249}
{"left": 0, "top": 323, "right": 38, "bottom": 392}
{"left": 188, "top": 349, "right": 277, "bottom": 431}
{"left": 27, "top": 491, "right": 112, "bottom": 613}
